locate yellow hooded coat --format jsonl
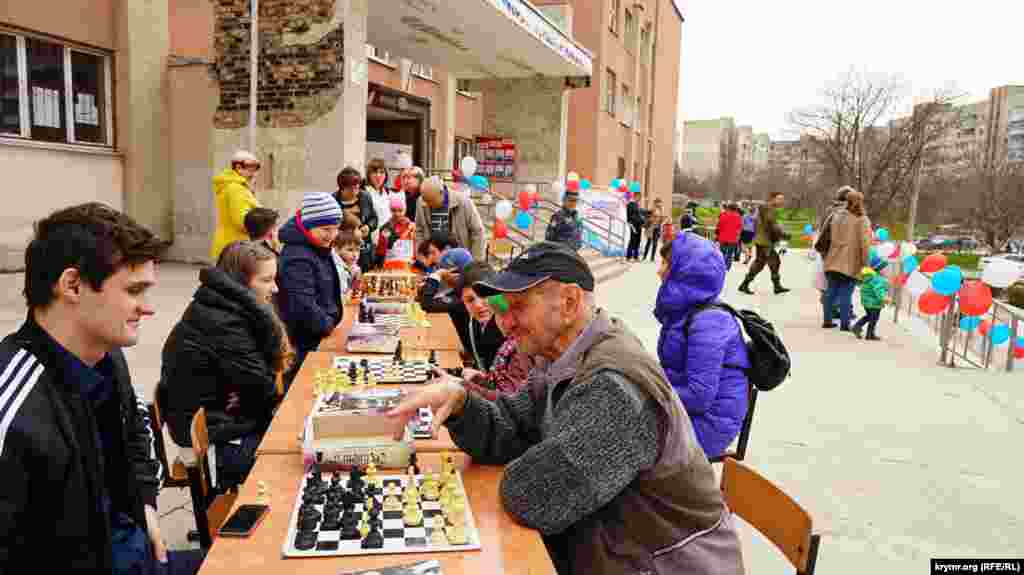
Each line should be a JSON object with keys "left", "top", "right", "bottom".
{"left": 210, "top": 168, "right": 260, "bottom": 260}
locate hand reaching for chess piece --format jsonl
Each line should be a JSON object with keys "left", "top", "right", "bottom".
{"left": 385, "top": 378, "right": 466, "bottom": 440}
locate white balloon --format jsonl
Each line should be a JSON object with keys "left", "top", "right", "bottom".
{"left": 982, "top": 259, "right": 1021, "bottom": 289}
{"left": 901, "top": 242, "right": 918, "bottom": 257}
{"left": 906, "top": 270, "right": 931, "bottom": 296}
{"left": 495, "top": 199, "right": 514, "bottom": 220}
{"left": 567, "top": 171, "right": 580, "bottom": 182}
{"left": 875, "top": 242, "right": 896, "bottom": 259}
{"left": 460, "top": 156, "right": 477, "bottom": 178}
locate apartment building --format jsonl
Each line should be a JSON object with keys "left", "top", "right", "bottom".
{"left": 535, "top": 0, "right": 683, "bottom": 209}
{"left": 768, "top": 137, "right": 827, "bottom": 181}
{"left": 680, "top": 117, "right": 735, "bottom": 180}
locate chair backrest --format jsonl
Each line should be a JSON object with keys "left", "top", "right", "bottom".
{"left": 147, "top": 400, "right": 172, "bottom": 482}
{"left": 720, "top": 457, "right": 820, "bottom": 574}
{"left": 190, "top": 407, "right": 212, "bottom": 500}
{"left": 709, "top": 384, "right": 758, "bottom": 464}
{"left": 275, "top": 369, "right": 285, "bottom": 398}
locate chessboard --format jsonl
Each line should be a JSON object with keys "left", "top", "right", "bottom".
{"left": 332, "top": 356, "right": 433, "bottom": 384}
{"left": 282, "top": 458, "right": 482, "bottom": 558}
{"left": 358, "top": 314, "right": 418, "bottom": 330}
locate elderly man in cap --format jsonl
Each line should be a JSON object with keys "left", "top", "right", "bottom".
{"left": 545, "top": 188, "right": 584, "bottom": 251}
{"left": 211, "top": 150, "right": 262, "bottom": 260}
{"left": 388, "top": 242, "right": 744, "bottom": 575}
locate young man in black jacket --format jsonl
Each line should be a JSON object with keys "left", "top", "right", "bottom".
{"left": 0, "top": 203, "right": 204, "bottom": 574}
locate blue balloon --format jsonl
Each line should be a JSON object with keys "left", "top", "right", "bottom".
{"left": 470, "top": 175, "right": 489, "bottom": 190}
{"left": 876, "top": 228, "right": 890, "bottom": 241}
{"left": 803, "top": 223, "right": 813, "bottom": 234}
{"left": 610, "top": 179, "right": 621, "bottom": 189}
{"left": 902, "top": 255, "right": 919, "bottom": 274}
{"left": 960, "top": 316, "right": 982, "bottom": 331}
{"left": 991, "top": 324, "right": 1011, "bottom": 345}
{"left": 869, "top": 253, "right": 882, "bottom": 270}
{"left": 580, "top": 179, "right": 592, "bottom": 190}
{"left": 1017, "top": 336, "right": 1024, "bottom": 348}
{"left": 629, "top": 181, "right": 641, "bottom": 194}
{"left": 514, "top": 211, "right": 533, "bottom": 230}
{"left": 931, "top": 265, "right": 963, "bottom": 296}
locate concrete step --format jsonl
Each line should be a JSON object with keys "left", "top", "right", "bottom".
{"left": 580, "top": 249, "right": 632, "bottom": 285}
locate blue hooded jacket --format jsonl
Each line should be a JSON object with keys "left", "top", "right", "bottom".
{"left": 655, "top": 232, "right": 751, "bottom": 458}
{"left": 276, "top": 215, "right": 342, "bottom": 356}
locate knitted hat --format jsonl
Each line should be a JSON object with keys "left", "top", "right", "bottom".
{"left": 439, "top": 248, "right": 473, "bottom": 271}
{"left": 389, "top": 194, "right": 406, "bottom": 211}
{"left": 300, "top": 192, "right": 342, "bottom": 229}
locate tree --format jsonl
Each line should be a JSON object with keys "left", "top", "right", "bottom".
{"left": 952, "top": 146, "right": 1024, "bottom": 250}
{"left": 788, "top": 71, "right": 960, "bottom": 221}
{"left": 673, "top": 164, "right": 713, "bottom": 200}
{"left": 716, "top": 128, "right": 738, "bottom": 201}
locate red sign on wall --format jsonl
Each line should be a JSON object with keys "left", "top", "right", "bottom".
{"left": 475, "top": 136, "right": 517, "bottom": 180}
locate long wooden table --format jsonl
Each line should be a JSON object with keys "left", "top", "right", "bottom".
{"left": 256, "top": 352, "right": 463, "bottom": 457}
{"left": 198, "top": 454, "right": 556, "bottom": 574}
{"left": 319, "top": 304, "right": 464, "bottom": 354}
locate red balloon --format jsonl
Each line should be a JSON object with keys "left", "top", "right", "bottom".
{"left": 898, "top": 273, "right": 909, "bottom": 286}
{"left": 979, "top": 320, "right": 992, "bottom": 337}
{"left": 918, "top": 290, "right": 952, "bottom": 315}
{"left": 566, "top": 179, "right": 581, "bottom": 192}
{"left": 618, "top": 181, "right": 629, "bottom": 192}
{"left": 1015, "top": 346, "right": 1024, "bottom": 359}
{"left": 919, "top": 253, "right": 947, "bottom": 273}
{"left": 518, "top": 190, "right": 532, "bottom": 210}
{"left": 959, "top": 280, "right": 993, "bottom": 317}
{"left": 493, "top": 218, "right": 509, "bottom": 239}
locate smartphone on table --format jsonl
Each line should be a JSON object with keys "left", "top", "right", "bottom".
{"left": 218, "top": 504, "right": 270, "bottom": 537}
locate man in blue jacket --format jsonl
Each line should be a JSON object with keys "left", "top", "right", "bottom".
{"left": 0, "top": 203, "right": 204, "bottom": 574}
{"left": 277, "top": 192, "right": 343, "bottom": 381}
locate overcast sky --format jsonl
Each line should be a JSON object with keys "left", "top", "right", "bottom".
{"left": 678, "top": 0, "right": 1024, "bottom": 140}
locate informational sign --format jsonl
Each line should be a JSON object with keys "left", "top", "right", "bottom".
{"left": 474, "top": 136, "right": 517, "bottom": 179}
{"left": 578, "top": 189, "right": 628, "bottom": 257}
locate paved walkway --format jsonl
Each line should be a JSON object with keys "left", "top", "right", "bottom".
{"left": 1, "top": 249, "right": 1021, "bottom": 570}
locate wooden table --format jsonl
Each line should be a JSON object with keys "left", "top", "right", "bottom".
{"left": 198, "top": 454, "right": 556, "bottom": 574}
{"left": 319, "top": 305, "right": 464, "bottom": 354}
{"left": 257, "top": 352, "right": 462, "bottom": 457}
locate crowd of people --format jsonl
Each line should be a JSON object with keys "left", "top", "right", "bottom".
{"left": 5, "top": 147, "right": 857, "bottom": 574}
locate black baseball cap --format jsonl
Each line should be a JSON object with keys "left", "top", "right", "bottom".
{"left": 473, "top": 241, "right": 595, "bottom": 296}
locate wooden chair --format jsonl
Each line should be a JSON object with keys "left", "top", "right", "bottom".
{"left": 720, "top": 457, "right": 821, "bottom": 575}
{"left": 146, "top": 399, "right": 190, "bottom": 489}
{"left": 709, "top": 385, "right": 759, "bottom": 464}
{"left": 189, "top": 408, "right": 218, "bottom": 549}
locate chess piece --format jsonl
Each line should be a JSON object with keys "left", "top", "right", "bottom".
{"left": 257, "top": 481, "right": 269, "bottom": 505}
{"left": 429, "top": 515, "right": 448, "bottom": 546}
{"left": 361, "top": 526, "right": 384, "bottom": 549}
{"left": 445, "top": 522, "right": 468, "bottom": 545}
{"left": 294, "top": 530, "right": 318, "bottom": 550}
{"left": 367, "top": 372, "right": 377, "bottom": 387}
{"left": 421, "top": 478, "right": 440, "bottom": 502}
{"left": 393, "top": 340, "right": 403, "bottom": 362}
{"left": 429, "top": 350, "right": 437, "bottom": 365}
{"left": 366, "top": 461, "right": 377, "bottom": 479}
{"left": 358, "top": 513, "right": 370, "bottom": 539}
{"left": 447, "top": 498, "right": 467, "bottom": 526}
{"left": 409, "top": 453, "right": 421, "bottom": 476}
{"left": 402, "top": 500, "right": 423, "bottom": 527}
{"left": 383, "top": 494, "right": 402, "bottom": 511}
{"left": 348, "top": 362, "right": 358, "bottom": 380}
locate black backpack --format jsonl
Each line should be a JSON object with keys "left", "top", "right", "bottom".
{"left": 683, "top": 302, "right": 790, "bottom": 391}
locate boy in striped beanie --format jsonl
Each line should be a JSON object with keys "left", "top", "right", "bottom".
{"left": 277, "top": 192, "right": 344, "bottom": 386}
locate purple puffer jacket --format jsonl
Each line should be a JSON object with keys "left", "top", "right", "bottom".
{"left": 655, "top": 232, "right": 750, "bottom": 458}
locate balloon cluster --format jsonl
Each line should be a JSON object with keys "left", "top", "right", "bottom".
{"left": 609, "top": 178, "right": 641, "bottom": 201}
{"left": 900, "top": 246, "right": 1021, "bottom": 348}
{"left": 459, "top": 157, "right": 490, "bottom": 191}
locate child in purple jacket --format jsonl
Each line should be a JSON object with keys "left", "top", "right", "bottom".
{"left": 655, "top": 232, "right": 751, "bottom": 459}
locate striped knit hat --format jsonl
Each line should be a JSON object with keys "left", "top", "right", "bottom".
{"left": 300, "top": 192, "right": 343, "bottom": 229}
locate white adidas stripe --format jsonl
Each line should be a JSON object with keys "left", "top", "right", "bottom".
{"left": 0, "top": 350, "right": 44, "bottom": 455}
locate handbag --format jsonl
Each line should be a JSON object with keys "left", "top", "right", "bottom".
{"left": 814, "top": 213, "right": 834, "bottom": 255}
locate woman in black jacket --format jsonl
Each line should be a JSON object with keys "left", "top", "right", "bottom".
{"left": 157, "top": 240, "right": 292, "bottom": 489}
{"left": 335, "top": 166, "right": 379, "bottom": 272}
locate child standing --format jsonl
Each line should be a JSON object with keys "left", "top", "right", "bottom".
{"left": 333, "top": 231, "right": 363, "bottom": 300}
{"left": 852, "top": 261, "right": 889, "bottom": 341}
{"left": 376, "top": 195, "right": 415, "bottom": 270}
{"left": 244, "top": 207, "right": 281, "bottom": 255}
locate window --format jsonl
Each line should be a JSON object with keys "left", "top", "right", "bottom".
{"left": 365, "top": 44, "right": 392, "bottom": 65}
{"left": 636, "top": 96, "right": 642, "bottom": 131}
{"left": 605, "top": 69, "right": 617, "bottom": 115}
{"left": 622, "top": 84, "right": 631, "bottom": 126}
{"left": 617, "top": 157, "right": 626, "bottom": 179}
{"left": 1, "top": 31, "right": 110, "bottom": 146}
{"left": 609, "top": 0, "right": 620, "bottom": 34}
{"left": 411, "top": 63, "right": 433, "bottom": 80}
{"left": 454, "top": 137, "right": 478, "bottom": 170}
{"left": 640, "top": 24, "right": 651, "bottom": 63}
{"left": 1, "top": 34, "right": 21, "bottom": 135}
{"left": 624, "top": 9, "right": 635, "bottom": 47}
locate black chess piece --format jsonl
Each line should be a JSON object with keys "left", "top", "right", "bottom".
{"left": 393, "top": 340, "right": 403, "bottom": 362}
{"left": 297, "top": 512, "right": 320, "bottom": 532}
{"left": 320, "top": 514, "right": 342, "bottom": 532}
{"left": 409, "top": 452, "right": 421, "bottom": 475}
{"left": 298, "top": 504, "right": 322, "bottom": 523}
{"left": 429, "top": 350, "right": 437, "bottom": 365}
{"left": 348, "top": 362, "right": 358, "bottom": 380}
{"left": 368, "top": 307, "right": 376, "bottom": 324}
{"left": 359, "top": 358, "right": 369, "bottom": 369}
{"left": 294, "top": 531, "right": 318, "bottom": 550}
{"left": 360, "top": 526, "right": 384, "bottom": 549}
{"left": 340, "top": 523, "right": 361, "bottom": 541}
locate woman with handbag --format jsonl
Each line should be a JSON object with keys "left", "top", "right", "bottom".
{"left": 820, "top": 189, "right": 872, "bottom": 331}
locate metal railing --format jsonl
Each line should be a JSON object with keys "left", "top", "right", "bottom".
{"left": 889, "top": 262, "right": 1024, "bottom": 372}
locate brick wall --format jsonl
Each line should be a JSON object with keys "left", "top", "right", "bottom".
{"left": 210, "top": 0, "right": 344, "bottom": 129}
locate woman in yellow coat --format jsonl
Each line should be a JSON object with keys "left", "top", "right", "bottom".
{"left": 210, "top": 150, "right": 262, "bottom": 260}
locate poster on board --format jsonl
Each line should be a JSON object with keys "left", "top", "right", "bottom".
{"left": 577, "top": 189, "right": 628, "bottom": 257}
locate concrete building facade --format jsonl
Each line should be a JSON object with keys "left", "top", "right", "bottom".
{"left": 680, "top": 117, "right": 735, "bottom": 181}
{"left": 1, "top": 0, "right": 594, "bottom": 266}
{"left": 534, "top": 0, "right": 683, "bottom": 210}
{"left": 768, "top": 136, "right": 827, "bottom": 181}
